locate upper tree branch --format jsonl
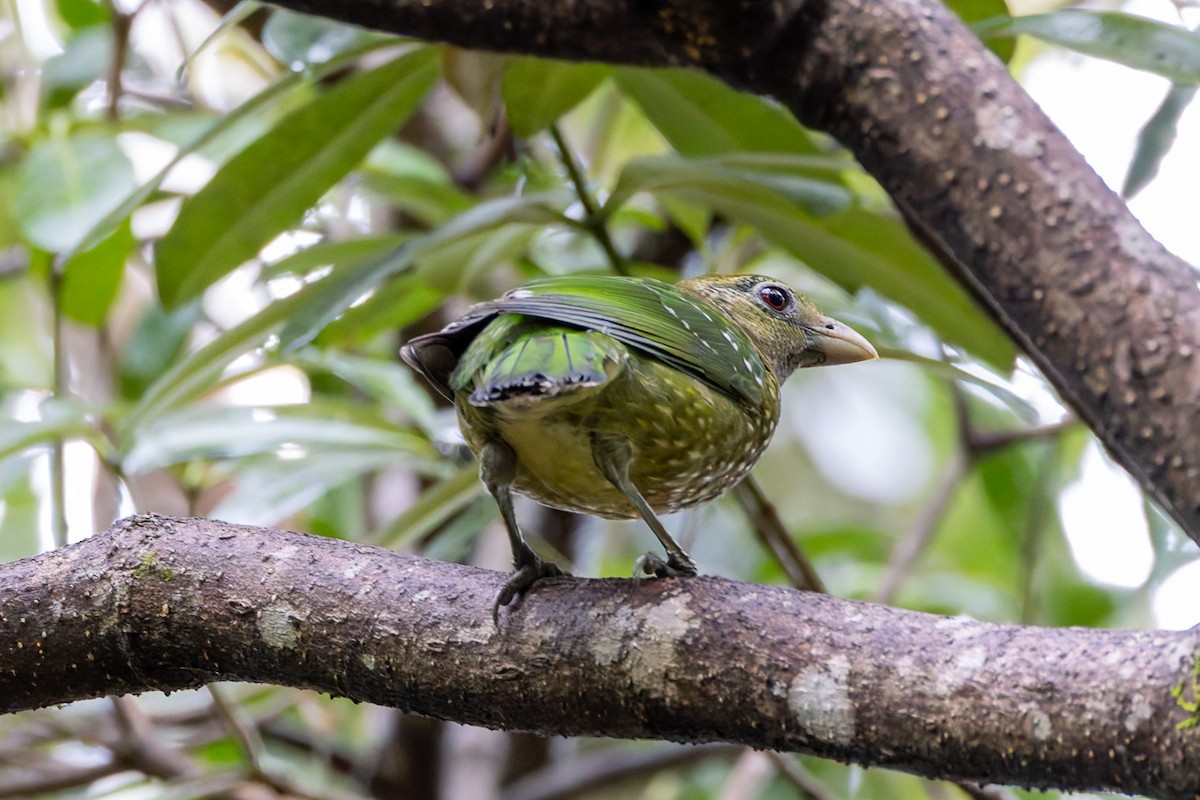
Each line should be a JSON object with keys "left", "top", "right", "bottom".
{"left": 263, "top": 0, "right": 1200, "bottom": 547}
{"left": 2, "top": 515, "right": 1198, "bottom": 797}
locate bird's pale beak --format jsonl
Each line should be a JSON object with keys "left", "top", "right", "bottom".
{"left": 809, "top": 316, "right": 879, "bottom": 366}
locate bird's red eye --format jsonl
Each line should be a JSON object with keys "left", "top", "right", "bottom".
{"left": 757, "top": 284, "right": 790, "bottom": 312}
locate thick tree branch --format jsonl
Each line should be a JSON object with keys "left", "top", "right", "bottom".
{"left": 260, "top": 0, "right": 1200, "bottom": 548}
{"left": 2, "top": 515, "right": 1198, "bottom": 797}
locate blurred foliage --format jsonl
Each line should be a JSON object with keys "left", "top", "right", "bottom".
{"left": 0, "top": 0, "right": 1195, "bottom": 798}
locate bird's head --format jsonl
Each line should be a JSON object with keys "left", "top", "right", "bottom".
{"left": 678, "top": 274, "right": 878, "bottom": 381}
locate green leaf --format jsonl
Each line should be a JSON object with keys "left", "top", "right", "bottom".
{"left": 120, "top": 401, "right": 443, "bottom": 475}
{"left": 0, "top": 279, "right": 53, "bottom": 391}
{"left": 260, "top": 234, "right": 407, "bottom": 280}
{"left": 815, "top": 210, "right": 1013, "bottom": 369}
{"left": 361, "top": 143, "right": 474, "bottom": 226}
{"left": 0, "top": 476, "right": 42, "bottom": 562}
{"left": 377, "top": 464, "right": 482, "bottom": 549}
{"left": 276, "top": 191, "right": 569, "bottom": 350}
{"left": 210, "top": 450, "right": 406, "bottom": 526}
{"left": 607, "top": 157, "right": 1013, "bottom": 368}
{"left": 155, "top": 47, "right": 440, "bottom": 308}
{"left": 41, "top": 26, "right": 111, "bottom": 109}
{"left": 263, "top": 8, "right": 392, "bottom": 67}
{"left": 502, "top": 58, "right": 611, "bottom": 136}
{"left": 61, "top": 39, "right": 405, "bottom": 264}
{"left": 0, "top": 398, "right": 97, "bottom": 464}
{"left": 614, "top": 68, "right": 821, "bottom": 155}
{"left": 292, "top": 349, "right": 438, "bottom": 430}
{"left": 118, "top": 301, "right": 204, "bottom": 400}
{"left": 179, "top": 0, "right": 262, "bottom": 81}
{"left": 945, "top": 0, "right": 1014, "bottom": 62}
{"left": 606, "top": 154, "right": 854, "bottom": 219}
{"left": 974, "top": 11, "right": 1200, "bottom": 84}
{"left": 125, "top": 278, "right": 328, "bottom": 425}
{"left": 1123, "top": 84, "right": 1196, "bottom": 198}
{"left": 53, "top": 0, "right": 109, "bottom": 30}
{"left": 12, "top": 134, "right": 136, "bottom": 253}
{"left": 59, "top": 219, "right": 132, "bottom": 326}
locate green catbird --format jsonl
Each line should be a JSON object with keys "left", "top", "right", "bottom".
{"left": 401, "top": 274, "right": 877, "bottom": 618}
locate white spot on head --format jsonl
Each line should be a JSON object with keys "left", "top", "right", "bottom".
{"left": 788, "top": 655, "right": 855, "bottom": 744}
{"left": 507, "top": 289, "right": 533, "bottom": 299}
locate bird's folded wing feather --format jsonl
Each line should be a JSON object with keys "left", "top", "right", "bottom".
{"left": 482, "top": 276, "right": 768, "bottom": 406}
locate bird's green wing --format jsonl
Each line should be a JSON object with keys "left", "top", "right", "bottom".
{"left": 482, "top": 276, "right": 769, "bottom": 406}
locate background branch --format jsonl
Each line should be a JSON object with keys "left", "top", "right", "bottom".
{"left": 1, "top": 515, "right": 1197, "bottom": 797}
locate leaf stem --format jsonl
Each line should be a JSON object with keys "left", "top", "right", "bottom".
{"left": 49, "top": 268, "right": 68, "bottom": 548}
{"left": 550, "top": 124, "right": 628, "bottom": 275}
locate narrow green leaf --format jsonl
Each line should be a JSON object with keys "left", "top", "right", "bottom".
{"left": 0, "top": 279, "right": 53, "bottom": 391}
{"left": 178, "top": 0, "right": 262, "bottom": 80}
{"left": 121, "top": 402, "right": 441, "bottom": 475}
{"left": 53, "top": 0, "right": 110, "bottom": 30}
{"left": 607, "top": 154, "right": 853, "bottom": 219}
{"left": 1123, "top": 84, "right": 1197, "bottom": 198}
{"left": 59, "top": 219, "right": 132, "bottom": 326}
{"left": 945, "top": 0, "right": 1014, "bottom": 62}
{"left": 502, "top": 58, "right": 611, "bottom": 136}
{"left": 211, "top": 450, "right": 406, "bottom": 526}
{"left": 614, "top": 68, "right": 821, "bottom": 155}
{"left": 126, "top": 276, "right": 330, "bottom": 425}
{"left": 261, "top": 234, "right": 407, "bottom": 280}
{"left": 361, "top": 143, "right": 474, "bottom": 225}
{"left": 377, "top": 464, "right": 482, "bottom": 549}
{"left": 0, "top": 399, "right": 97, "bottom": 463}
{"left": 292, "top": 349, "right": 438, "bottom": 430}
{"left": 0, "top": 476, "right": 42, "bottom": 562}
{"left": 276, "top": 191, "right": 569, "bottom": 350}
{"left": 118, "top": 301, "right": 204, "bottom": 400}
{"left": 155, "top": 47, "right": 440, "bottom": 308}
{"left": 12, "top": 134, "right": 135, "bottom": 253}
{"left": 975, "top": 11, "right": 1200, "bottom": 84}
{"left": 41, "top": 26, "right": 111, "bottom": 109}
{"left": 608, "top": 156, "right": 1013, "bottom": 368}
{"left": 262, "top": 8, "right": 392, "bottom": 67}
{"left": 62, "top": 38, "right": 404, "bottom": 264}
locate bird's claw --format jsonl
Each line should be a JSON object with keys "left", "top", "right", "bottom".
{"left": 633, "top": 552, "right": 698, "bottom": 579}
{"left": 492, "top": 557, "right": 569, "bottom": 625}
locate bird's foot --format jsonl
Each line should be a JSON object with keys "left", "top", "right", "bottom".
{"left": 633, "top": 552, "right": 699, "bottom": 579}
{"left": 492, "top": 557, "right": 569, "bottom": 625}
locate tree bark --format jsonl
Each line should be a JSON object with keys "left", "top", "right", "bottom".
{"left": 2, "top": 515, "right": 1199, "bottom": 797}
{"left": 261, "top": 0, "right": 1200, "bottom": 549}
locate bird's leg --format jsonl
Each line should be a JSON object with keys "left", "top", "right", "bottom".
{"left": 479, "top": 439, "right": 567, "bottom": 623}
{"left": 591, "top": 433, "right": 699, "bottom": 579}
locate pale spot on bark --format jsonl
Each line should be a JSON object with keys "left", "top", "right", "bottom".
{"left": 270, "top": 545, "right": 300, "bottom": 562}
{"left": 957, "top": 645, "right": 987, "bottom": 671}
{"left": 935, "top": 644, "right": 987, "bottom": 695}
{"left": 589, "top": 592, "right": 698, "bottom": 699}
{"left": 788, "top": 655, "right": 855, "bottom": 745}
{"left": 1023, "top": 707, "right": 1053, "bottom": 741}
{"left": 1115, "top": 217, "right": 1154, "bottom": 262}
{"left": 973, "top": 104, "right": 1041, "bottom": 158}
{"left": 1125, "top": 693, "right": 1154, "bottom": 732}
{"left": 258, "top": 605, "right": 300, "bottom": 650}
